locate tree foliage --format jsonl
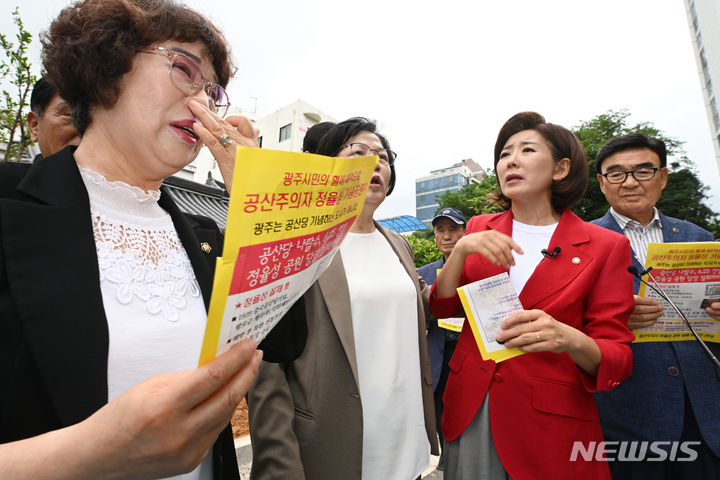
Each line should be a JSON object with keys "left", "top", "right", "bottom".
{"left": 656, "top": 167, "right": 717, "bottom": 234}
{"left": 0, "top": 7, "right": 35, "bottom": 162}
{"left": 435, "top": 173, "right": 503, "bottom": 220}
{"left": 572, "top": 110, "right": 718, "bottom": 236}
{"left": 406, "top": 235, "right": 442, "bottom": 268}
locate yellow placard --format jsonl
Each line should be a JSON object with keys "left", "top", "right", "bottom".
{"left": 435, "top": 269, "right": 465, "bottom": 332}
{"left": 437, "top": 317, "right": 464, "bottom": 332}
{"left": 634, "top": 242, "right": 720, "bottom": 343}
{"left": 199, "top": 147, "right": 377, "bottom": 365}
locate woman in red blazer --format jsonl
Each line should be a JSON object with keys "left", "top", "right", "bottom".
{"left": 431, "top": 112, "right": 635, "bottom": 480}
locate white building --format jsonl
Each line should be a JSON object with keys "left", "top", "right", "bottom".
{"left": 255, "top": 99, "right": 336, "bottom": 153}
{"left": 181, "top": 100, "right": 336, "bottom": 185}
{"left": 415, "top": 158, "right": 486, "bottom": 226}
{"left": 684, "top": 0, "right": 720, "bottom": 172}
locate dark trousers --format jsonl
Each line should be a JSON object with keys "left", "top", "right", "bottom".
{"left": 434, "top": 340, "right": 457, "bottom": 450}
{"left": 608, "top": 390, "right": 720, "bottom": 480}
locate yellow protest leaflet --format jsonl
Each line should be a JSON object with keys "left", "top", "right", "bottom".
{"left": 437, "top": 317, "right": 464, "bottom": 332}
{"left": 199, "top": 147, "right": 377, "bottom": 365}
{"left": 457, "top": 273, "right": 524, "bottom": 363}
{"left": 635, "top": 242, "right": 720, "bottom": 343}
{"left": 435, "top": 269, "right": 465, "bottom": 331}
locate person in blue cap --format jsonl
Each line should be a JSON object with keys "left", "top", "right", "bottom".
{"left": 418, "top": 206, "right": 466, "bottom": 470}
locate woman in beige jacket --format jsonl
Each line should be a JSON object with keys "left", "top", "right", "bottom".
{"left": 248, "top": 117, "right": 438, "bottom": 480}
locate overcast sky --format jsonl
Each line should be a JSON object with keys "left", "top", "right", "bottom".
{"left": 3, "top": 0, "right": 719, "bottom": 220}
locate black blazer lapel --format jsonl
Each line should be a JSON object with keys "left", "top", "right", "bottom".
{"left": 2, "top": 147, "right": 109, "bottom": 425}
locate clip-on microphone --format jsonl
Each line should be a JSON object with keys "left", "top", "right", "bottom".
{"left": 541, "top": 246, "right": 561, "bottom": 258}
{"left": 627, "top": 265, "right": 720, "bottom": 371}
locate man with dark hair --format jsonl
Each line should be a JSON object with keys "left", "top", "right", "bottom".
{"left": 592, "top": 133, "right": 720, "bottom": 478}
{"left": 26, "top": 76, "right": 80, "bottom": 159}
{"left": 302, "top": 121, "right": 335, "bottom": 153}
{"left": 418, "top": 207, "right": 466, "bottom": 471}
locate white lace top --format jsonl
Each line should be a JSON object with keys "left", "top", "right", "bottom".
{"left": 80, "top": 167, "right": 212, "bottom": 480}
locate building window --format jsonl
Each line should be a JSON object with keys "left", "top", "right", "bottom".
{"left": 279, "top": 123, "right": 292, "bottom": 142}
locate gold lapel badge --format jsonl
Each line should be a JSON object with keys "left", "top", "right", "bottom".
{"left": 673, "top": 227, "right": 679, "bottom": 233}
{"left": 572, "top": 257, "right": 581, "bottom": 264}
{"left": 201, "top": 242, "right": 212, "bottom": 253}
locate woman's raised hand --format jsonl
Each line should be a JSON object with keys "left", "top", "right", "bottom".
{"left": 456, "top": 230, "right": 523, "bottom": 269}
{"left": 435, "top": 229, "right": 523, "bottom": 300}
{"left": 189, "top": 99, "right": 259, "bottom": 193}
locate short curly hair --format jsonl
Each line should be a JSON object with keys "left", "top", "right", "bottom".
{"left": 491, "top": 112, "right": 588, "bottom": 212}
{"left": 41, "top": 0, "right": 234, "bottom": 134}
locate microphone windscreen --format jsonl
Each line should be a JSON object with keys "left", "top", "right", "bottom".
{"left": 627, "top": 266, "right": 639, "bottom": 276}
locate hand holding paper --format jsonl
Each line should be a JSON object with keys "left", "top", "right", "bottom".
{"left": 457, "top": 273, "right": 525, "bottom": 363}
{"left": 706, "top": 301, "right": 720, "bottom": 320}
{"left": 496, "top": 309, "right": 601, "bottom": 375}
{"left": 628, "top": 295, "right": 663, "bottom": 329}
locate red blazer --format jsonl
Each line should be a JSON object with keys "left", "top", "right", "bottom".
{"left": 430, "top": 209, "right": 635, "bottom": 480}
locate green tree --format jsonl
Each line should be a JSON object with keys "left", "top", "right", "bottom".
{"left": 1, "top": 8, "right": 35, "bottom": 162}
{"left": 572, "top": 110, "right": 718, "bottom": 236}
{"left": 412, "top": 226, "right": 435, "bottom": 241}
{"left": 435, "top": 173, "right": 503, "bottom": 219}
{"left": 406, "top": 235, "right": 442, "bottom": 268}
{"left": 656, "top": 166, "right": 718, "bottom": 235}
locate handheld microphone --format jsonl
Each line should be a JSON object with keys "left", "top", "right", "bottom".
{"left": 627, "top": 265, "right": 720, "bottom": 371}
{"left": 541, "top": 246, "right": 561, "bottom": 258}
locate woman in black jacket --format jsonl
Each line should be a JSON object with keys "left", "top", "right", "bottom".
{"left": 0, "top": 1, "right": 303, "bottom": 478}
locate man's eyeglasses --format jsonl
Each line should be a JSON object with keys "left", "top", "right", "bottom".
{"left": 601, "top": 167, "right": 660, "bottom": 184}
{"left": 147, "top": 46, "right": 230, "bottom": 117}
{"left": 341, "top": 143, "right": 397, "bottom": 166}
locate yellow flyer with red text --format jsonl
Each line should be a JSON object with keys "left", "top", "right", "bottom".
{"left": 635, "top": 242, "right": 720, "bottom": 343}
{"left": 199, "top": 147, "right": 376, "bottom": 365}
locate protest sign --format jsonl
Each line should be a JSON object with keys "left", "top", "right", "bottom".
{"left": 199, "top": 147, "right": 376, "bottom": 365}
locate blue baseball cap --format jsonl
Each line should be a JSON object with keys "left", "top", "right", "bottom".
{"left": 432, "top": 207, "right": 466, "bottom": 226}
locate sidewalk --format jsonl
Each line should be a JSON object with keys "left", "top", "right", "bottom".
{"left": 234, "top": 435, "right": 444, "bottom": 479}
{"left": 235, "top": 435, "right": 252, "bottom": 480}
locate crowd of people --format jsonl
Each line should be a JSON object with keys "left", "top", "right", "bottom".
{"left": 1, "top": 0, "right": 719, "bottom": 479}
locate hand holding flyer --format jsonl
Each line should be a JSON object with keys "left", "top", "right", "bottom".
{"left": 198, "top": 147, "right": 377, "bottom": 365}
{"left": 457, "top": 272, "right": 525, "bottom": 362}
